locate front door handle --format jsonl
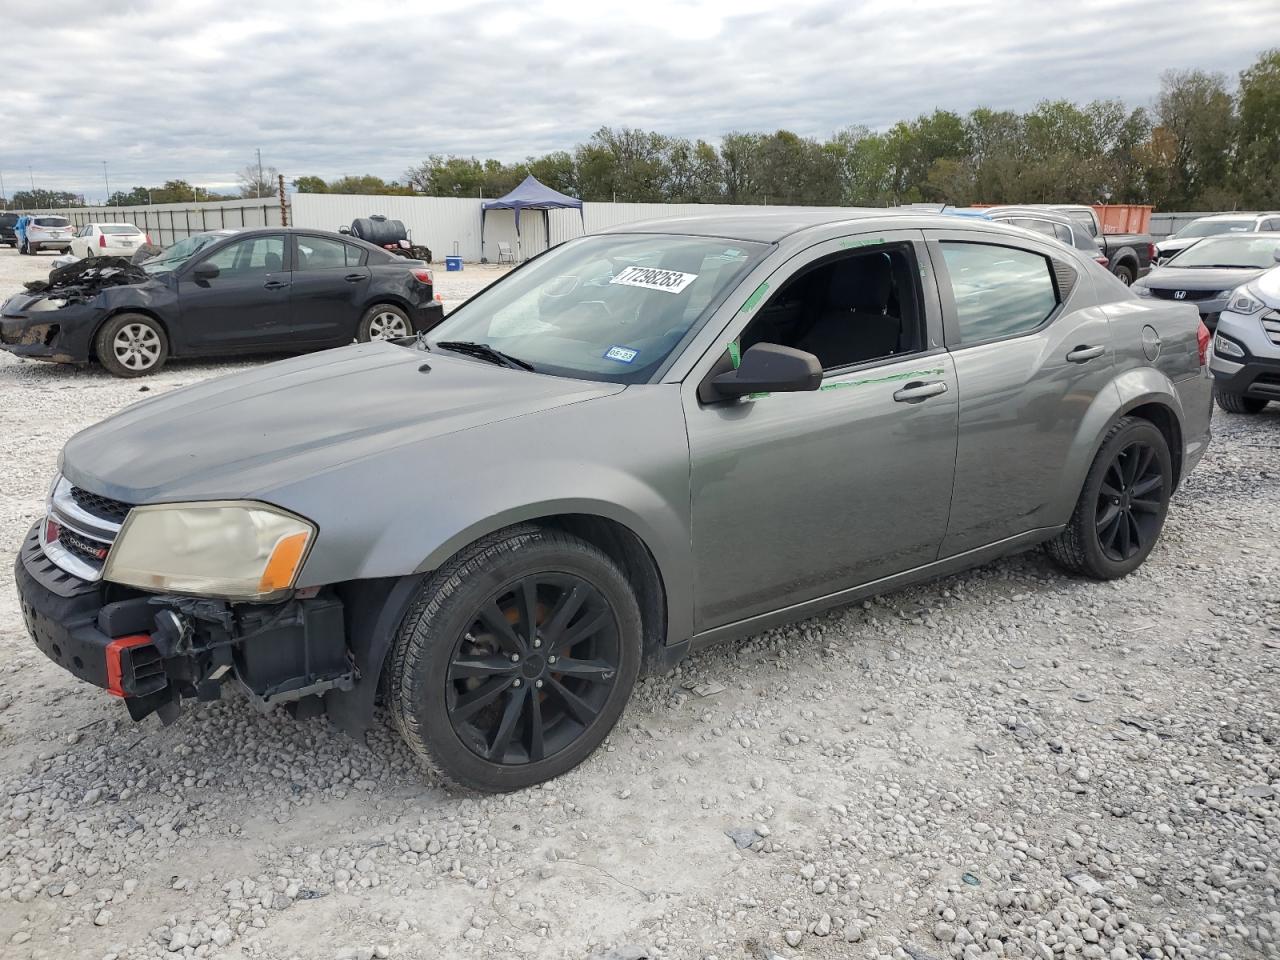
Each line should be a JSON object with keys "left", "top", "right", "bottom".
{"left": 893, "top": 380, "right": 948, "bottom": 403}
{"left": 1066, "top": 344, "right": 1105, "bottom": 363}
{"left": 263, "top": 279, "right": 290, "bottom": 290}
{"left": 344, "top": 273, "right": 365, "bottom": 283}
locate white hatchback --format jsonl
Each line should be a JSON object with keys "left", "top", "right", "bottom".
{"left": 70, "top": 222, "right": 150, "bottom": 259}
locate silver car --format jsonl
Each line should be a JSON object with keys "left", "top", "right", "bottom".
{"left": 1156, "top": 212, "right": 1280, "bottom": 262}
{"left": 1210, "top": 265, "right": 1280, "bottom": 413}
{"left": 15, "top": 211, "right": 1213, "bottom": 791}
{"left": 1133, "top": 233, "right": 1280, "bottom": 331}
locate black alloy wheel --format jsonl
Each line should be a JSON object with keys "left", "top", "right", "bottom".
{"left": 446, "top": 572, "right": 622, "bottom": 765}
{"left": 1046, "top": 416, "right": 1172, "bottom": 580}
{"left": 1094, "top": 440, "right": 1164, "bottom": 562}
{"left": 388, "top": 525, "right": 642, "bottom": 791}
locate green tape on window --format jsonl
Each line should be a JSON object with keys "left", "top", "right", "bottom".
{"left": 727, "top": 340, "right": 741, "bottom": 369}
{"left": 737, "top": 282, "right": 769, "bottom": 314}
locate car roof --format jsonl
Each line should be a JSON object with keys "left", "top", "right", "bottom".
{"left": 192, "top": 225, "right": 395, "bottom": 256}
{"left": 976, "top": 206, "right": 1077, "bottom": 225}
{"left": 1188, "top": 231, "right": 1275, "bottom": 240}
{"left": 600, "top": 208, "right": 1023, "bottom": 243}
{"left": 88, "top": 222, "right": 142, "bottom": 227}
{"left": 1195, "top": 213, "right": 1270, "bottom": 222}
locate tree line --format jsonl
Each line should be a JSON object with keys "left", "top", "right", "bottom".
{"left": 397, "top": 48, "right": 1278, "bottom": 211}
{"left": 7, "top": 48, "right": 1277, "bottom": 213}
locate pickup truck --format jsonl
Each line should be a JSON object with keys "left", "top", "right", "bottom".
{"left": 1042, "top": 205, "right": 1156, "bottom": 287}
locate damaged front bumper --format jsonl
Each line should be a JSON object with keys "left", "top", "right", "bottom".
{"left": 1, "top": 302, "right": 97, "bottom": 364}
{"left": 15, "top": 522, "right": 356, "bottom": 723}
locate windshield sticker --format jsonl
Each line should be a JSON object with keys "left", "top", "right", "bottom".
{"left": 609, "top": 266, "right": 698, "bottom": 294}
{"left": 603, "top": 345, "right": 640, "bottom": 364}
{"left": 737, "top": 282, "right": 769, "bottom": 314}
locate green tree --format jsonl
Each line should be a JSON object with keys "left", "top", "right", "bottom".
{"left": 12, "top": 189, "right": 81, "bottom": 209}
{"left": 1237, "top": 48, "right": 1280, "bottom": 207}
{"left": 1149, "top": 69, "right": 1236, "bottom": 208}
{"left": 292, "top": 175, "right": 329, "bottom": 193}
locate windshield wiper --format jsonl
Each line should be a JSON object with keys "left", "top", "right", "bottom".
{"left": 436, "top": 340, "right": 534, "bottom": 371}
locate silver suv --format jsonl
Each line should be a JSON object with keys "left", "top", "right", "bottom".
{"left": 1210, "top": 265, "right": 1280, "bottom": 413}
{"left": 15, "top": 210, "right": 1213, "bottom": 791}
{"left": 20, "top": 215, "right": 75, "bottom": 254}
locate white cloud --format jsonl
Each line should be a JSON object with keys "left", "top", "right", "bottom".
{"left": 4, "top": 0, "right": 1277, "bottom": 200}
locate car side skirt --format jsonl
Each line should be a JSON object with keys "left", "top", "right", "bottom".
{"left": 685, "top": 526, "right": 1062, "bottom": 653}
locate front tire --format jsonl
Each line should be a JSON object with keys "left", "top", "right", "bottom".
{"left": 1047, "top": 417, "right": 1172, "bottom": 579}
{"left": 1215, "top": 388, "right": 1268, "bottom": 414}
{"left": 95, "top": 313, "right": 169, "bottom": 377}
{"left": 388, "top": 526, "right": 642, "bottom": 792}
{"left": 357, "top": 304, "right": 412, "bottom": 341}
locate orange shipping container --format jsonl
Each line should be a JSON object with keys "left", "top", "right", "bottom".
{"left": 1092, "top": 204, "right": 1152, "bottom": 235}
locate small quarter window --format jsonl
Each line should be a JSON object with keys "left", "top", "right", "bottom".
{"left": 940, "top": 242, "right": 1058, "bottom": 344}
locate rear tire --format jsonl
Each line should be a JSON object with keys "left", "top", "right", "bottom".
{"left": 357, "top": 304, "right": 412, "bottom": 341}
{"left": 1215, "top": 388, "right": 1268, "bottom": 414}
{"left": 95, "top": 313, "right": 169, "bottom": 377}
{"left": 1113, "top": 263, "right": 1135, "bottom": 286}
{"left": 1047, "top": 417, "right": 1172, "bottom": 580}
{"left": 388, "top": 525, "right": 642, "bottom": 792}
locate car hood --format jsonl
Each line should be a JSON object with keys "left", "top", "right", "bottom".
{"left": 1155, "top": 237, "right": 1200, "bottom": 255}
{"left": 61, "top": 342, "right": 624, "bottom": 504}
{"left": 1139, "top": 265, "right": 1267, "bottom": 291}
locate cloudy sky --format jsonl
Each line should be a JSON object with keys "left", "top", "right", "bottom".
{"left": 4, "top": 0, "right": 1277, "bottom": 200}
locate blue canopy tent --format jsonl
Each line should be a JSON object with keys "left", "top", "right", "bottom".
{"left": 481, "top": 175, "right": 584, "bottom": 262}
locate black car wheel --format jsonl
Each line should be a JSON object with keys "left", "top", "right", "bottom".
{"left": 1047, "top": 416, "right": 1172, "bottom": 579}
{"left": 1113, "top": 263, "right": 1135, "bottom": 286}
{"left": 388, "top": 525, "right": 642, "bottom": 792}
{"left": 358, "top": 304, "right": 412, "bottom": 342}
{"left": 1215, "top": 388, "right": 1268, "bottom": 414}
{"left": 95, "top": 313, "right": 170, "bottom": 377}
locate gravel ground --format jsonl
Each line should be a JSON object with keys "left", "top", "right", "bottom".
{"left": 1, "top": 243, "right": 1279, "bottom": 960}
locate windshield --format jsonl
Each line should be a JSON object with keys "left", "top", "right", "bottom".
{"left": 1174, "top": 218, "right": 1253, "bottom": 239}
{"left": 1166, "top": 235, "right": 1280, "bottom": 269}
{"left": 141, "top": 233, "right": 226, "bottom": 274}
{"left": 426, "top": 234, "right": 767, "bottom": 383}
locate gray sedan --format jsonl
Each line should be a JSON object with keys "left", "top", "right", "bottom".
{"left": 16, "top": 210, "right": 1213, "bottom": 791}
{"left": 1134, "top": 232, "right": 1280, "bottom": 330}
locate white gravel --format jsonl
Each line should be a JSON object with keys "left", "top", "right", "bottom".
{"left": 2, "top": 243, "right": 1279, "bottom": 959}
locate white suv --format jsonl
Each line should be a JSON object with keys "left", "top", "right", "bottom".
{"left": 20, "top": 215, "right": 75, "bottom": 254}
{"left": 70, "top": 222, "right": 150, "bottom": 259}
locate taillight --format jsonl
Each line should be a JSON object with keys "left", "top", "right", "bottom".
{"left": 411, "top": 269, "right": 432, "bottom": 285}
{"left": 145, "top": 233, "right": 152, "bottom": 245}
{"left": 98, "top": 234, "right": 106, "bottom": 248}
{"left": 1148, "top": 243, "right": 1157, "bottom": 261}
{"left": 1196, "top": 321, "right": 1210, "bottom": 367}
{"left": 1095, "top": 255, "right": 1109, "bottom": 267}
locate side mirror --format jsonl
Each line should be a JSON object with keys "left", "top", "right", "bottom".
{"left": 709, "top": 343, "right": 823, "bottom": 400}
{"left": 192, "top": 261, "right": 220, "bottom": 281}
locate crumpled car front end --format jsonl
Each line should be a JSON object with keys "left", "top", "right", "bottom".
{"left": 0, "top": 292, "right": 101, "bottom": 364}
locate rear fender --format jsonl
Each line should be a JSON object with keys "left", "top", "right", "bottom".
{"left": 1049, "top": 368, "right": 1185, "bottom": 523}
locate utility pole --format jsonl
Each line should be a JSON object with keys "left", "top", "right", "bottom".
{"left": 103, "top": 161, "right": 110, "bottom": 206}
{"left": 29, "top": 166, "right": 35, "bottom": 191}
{"left": 256, "top": 148, "right": 263, "bottom": 199}
{"left": 0, "top": 169, "right": 6, "bottom": 210}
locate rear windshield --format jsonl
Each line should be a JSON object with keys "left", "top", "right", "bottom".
{"left": 100, "top": 224, "right": 142, "bottom": 235}
{"left": 1167, "top": 235, "right": 1280, "bottom": 269}
{"left": 1174, "top": 218, "right": 1253, "bottom": 239}
{"left": 33, "top": 217, "right": 70, "bottom": 227}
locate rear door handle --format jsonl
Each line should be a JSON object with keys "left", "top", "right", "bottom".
{"left": 1066, "top": 344, "right": 1105, "bottom": 363}
{"left": 263, "top": 279, "right": 290, "bottom": 290}
{"left": 892, "top": 380, "right": 948, "bottom": 403}
{"left": 344, "top": 273, "right": 365, "bottom": 283}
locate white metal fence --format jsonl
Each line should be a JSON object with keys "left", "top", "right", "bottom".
{"left": 25, "top": 198, "right": 288, "bottom": 247}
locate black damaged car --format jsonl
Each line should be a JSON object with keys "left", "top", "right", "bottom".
{"left": 0, "top": 227, "right": 444, "bottom": 376}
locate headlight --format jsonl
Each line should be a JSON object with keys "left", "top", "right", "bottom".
{"left": 1227, "top": 287, "right": 1265, "bottom": 315}
{"left": 104, "top": 502, "right": 315, "bottom": 600}
{"left": 1213, "top": 334, "right": 1245, "bottom": 359}
{"left": 1133, "top": 285, "right": 1152, "bottom": 298}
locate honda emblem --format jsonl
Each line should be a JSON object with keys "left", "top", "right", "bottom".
{"left": 1173, "top": 290, "right": 1187, "bottom": 300}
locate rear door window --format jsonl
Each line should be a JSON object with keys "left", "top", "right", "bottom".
{"left": 939, "top": 242, "right": 1059, "bottom": 344}
{"left": 295, "top": 235, "right": 365, "bottom": 269}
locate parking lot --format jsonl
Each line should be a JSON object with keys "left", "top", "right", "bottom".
{"left": 1, "top": 242, "right": 1278, "bottom": 959}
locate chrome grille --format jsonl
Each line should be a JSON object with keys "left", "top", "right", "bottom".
{"left": 40, "top": 475, "right": 130, "bottom": 581}
{"left": 1150, "top": 288, "right": 1219, "bottom": 302}
{"left": 1263, "top": 313, "right": 1280, "bottom": 347}
{"left": 69, "top": 486, "right": 131, "bottom": 524}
